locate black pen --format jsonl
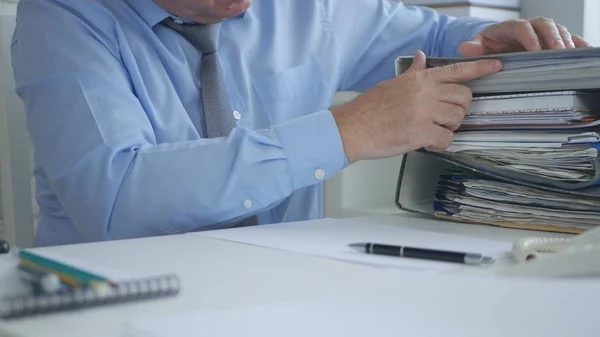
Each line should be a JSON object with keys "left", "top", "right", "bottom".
{"left": 348, "top": 242, "right": 494, "bottom": 265}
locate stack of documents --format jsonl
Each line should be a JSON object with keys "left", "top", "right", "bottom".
{"left": 433, "top": 168, "right": 600, "bottom": 232}
{"left": 440, "top": 90, "right": 600, "bottom": 190}
{"left": 432, "top": 127, "right": 600, "bottom": 232}
{"left": 461, "top": 91, "right": 600, "bottom": 129}
{"left": 395, "top": 48, "right": 600, "bottom": 233}
{"left": 445, "top": 133, "right": 600, "bottom": 185}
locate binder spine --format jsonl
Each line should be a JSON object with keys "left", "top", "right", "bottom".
{"left": 0, "top": 274, "right": 180, "bottom": 319}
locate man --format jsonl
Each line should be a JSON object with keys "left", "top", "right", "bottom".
{"left": 11, "top": 0, "right": 589, "bottom": 246}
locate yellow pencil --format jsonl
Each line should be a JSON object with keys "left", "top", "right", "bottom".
{"left": 18, "top": 259, "right": 84, "bottom": 288}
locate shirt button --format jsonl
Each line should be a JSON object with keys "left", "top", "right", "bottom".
{"left": 233, "top": 111, "right": 241, "bottom": 120}
{"left": 243, "top": 199, "right": 253, "bottom": 209}
{"left": 315, "top": 168, "right": 326, "bottom": 180}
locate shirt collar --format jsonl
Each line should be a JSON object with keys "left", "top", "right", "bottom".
{"left": 125, "top": 0, "right": 246, "bottom": 28}
{"left": 125, "top": 0, "right": 170, "bottom": 28}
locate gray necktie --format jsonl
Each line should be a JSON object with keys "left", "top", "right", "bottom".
{"left": 163, "top": 19, "right": 236, "bottom": 138}
{"left": 164, "top": 18, "right": 257, "bottom": 227}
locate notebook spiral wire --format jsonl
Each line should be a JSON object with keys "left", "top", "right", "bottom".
{"left": 0, "top": 274, "right": 181, "bottom": 319}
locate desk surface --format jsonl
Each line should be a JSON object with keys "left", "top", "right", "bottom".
{"left": 0, "top": 212, "right": 578, "bottom": 337}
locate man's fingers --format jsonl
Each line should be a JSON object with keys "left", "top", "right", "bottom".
{"left": 407, "top": 50, "right": 427, "bottom": 72}
{"left": 423, "top": 126, "right": 454, "bottom": 152}
{"left": 431, "top": 102, "right": 466, "bottom": 132}
{"left": 530, "top": 17, "right": 565, "bottom": 49}
{"left": 556, "top": 24, "right": 575, "bottom": 48}
{"left": 573, "top": 34, "right": 592, "bottom": 48}
{"left": 458, "top": 35, "right": 486, "bottom": 58}
{"left": 512, "top": 19, "right": 542, "bottom": 51}
{"left": 438, "top": 83, "right": 473, "bottom": 111}
{"left": 429, "top": 59, "right": 502, "bottom": 83}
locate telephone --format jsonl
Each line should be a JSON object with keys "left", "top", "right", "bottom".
{"left": 498, "top": 226, "right": 600, "bottom": 278}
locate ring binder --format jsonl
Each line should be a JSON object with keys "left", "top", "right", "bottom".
{"left": 0, "top": 274, "right": 181, "bottom": 319}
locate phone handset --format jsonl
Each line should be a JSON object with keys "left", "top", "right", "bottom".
{"left": 498, "top": 226, "right": 600, "bottom": 278}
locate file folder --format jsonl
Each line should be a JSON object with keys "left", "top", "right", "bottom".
{"left": 393, "top": 48, "right": 600, "bottom": 234}
{"left": 395, "top": 47, "right": 600, "bottom": 94}
{"left": 394, "top": 150, "right": 599, "bottom": 234}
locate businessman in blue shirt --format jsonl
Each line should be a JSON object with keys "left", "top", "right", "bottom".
{"left": 11, "top": 0, "right": 590, "bottom": 246}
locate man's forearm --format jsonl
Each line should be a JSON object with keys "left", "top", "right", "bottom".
{"left": 106, "top": 109, "right": 347, "bottom": 240}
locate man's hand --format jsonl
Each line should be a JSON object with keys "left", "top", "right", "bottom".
{"left": 331, "top": 50, "right": 502, "bottom": 164}
{"left": 459, "top": 17, "right": 592, "bottom": 57}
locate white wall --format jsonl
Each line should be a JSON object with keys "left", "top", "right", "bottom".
{"left": 584, "top": 0, "right": 600, "bottom": 47}
{"left": 0, "top": 0, "right": 35, "bottom": 248}
{"left": 520, "top": 0, "right": 600, "bottom": 46}
{"left": 520, "top": 0, "right": 584, "bottom": 35}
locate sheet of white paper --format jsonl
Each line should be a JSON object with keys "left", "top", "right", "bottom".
{"left": 452, "top": 131, "right": 600, "bottom": 144}
{"left": 452, "top": 196, "right": 600, "bottom": 220}
{"left": 460, "top": 146, "right": 597, "bottom": 160}
{"left": 121, "top": 268, "right": 600, "bottom": 337}
{"left": 463, "top": 180, "right": 600, "bottom": 208}
{"left": 192, "top": 218, "right": 511, "bottom": 272}
{"left": 500, "top": 164, "right": 591, "bottom": 180}
{"left": 446, "top": 143, "right": 562, "bottom": 152}
{"left": 442, "top": 145, "right": 598, "bottom": 183}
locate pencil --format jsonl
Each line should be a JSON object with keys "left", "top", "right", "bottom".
{"left": 18, "top": 250, "right": 109, "bottom": 285}
{"left": 17, "top": 264, "right": 65, "bottom": 294}
{"left": 18, "top": 259, "right": 84, "bottom": 288}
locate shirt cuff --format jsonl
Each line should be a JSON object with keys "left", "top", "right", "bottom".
{"left": 275, "top": 109, "right": 349, "bottom": 190}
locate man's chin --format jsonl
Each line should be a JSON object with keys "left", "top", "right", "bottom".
{"left": 202, "top": 1, "right": 251, "bottom": 23}
{"left": 189, "top": 0, "right": 252, "bottom": 24}
{"left": 225, "top": 0, "right": 252, "bottom": 17}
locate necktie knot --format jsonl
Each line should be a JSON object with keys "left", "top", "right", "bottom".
{"left": 164, "top": 18, "right": 221, "bottom": 54}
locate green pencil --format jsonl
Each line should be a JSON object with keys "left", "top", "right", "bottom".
{"left": 18, "top": 250, "right": 110, "bottom": 286}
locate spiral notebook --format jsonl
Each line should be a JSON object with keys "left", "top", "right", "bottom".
{"left": 0, "top": 250, "right": 181, "bottom": 319}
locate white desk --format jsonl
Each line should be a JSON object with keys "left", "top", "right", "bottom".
{"left": 0, "top": 213, "right": 582, "bottom": 337}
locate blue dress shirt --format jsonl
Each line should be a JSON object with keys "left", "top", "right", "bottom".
{"left": 11, "top": 0, "right": 495, "bottom": 246}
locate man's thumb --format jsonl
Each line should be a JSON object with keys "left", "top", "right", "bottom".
{"left": 407, "top": 50, "right": 427, "bottom": 72}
